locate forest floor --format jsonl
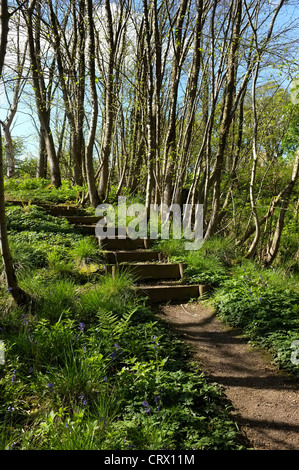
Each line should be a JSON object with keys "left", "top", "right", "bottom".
{"left": 155, "top": 301, "right": 299, "bottom": 451}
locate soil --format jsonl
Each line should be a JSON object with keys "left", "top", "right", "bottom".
{"left": 155, "top": 301, "right": 299, "bottom": 451}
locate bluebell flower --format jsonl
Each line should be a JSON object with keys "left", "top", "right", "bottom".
{"left": 111, "top": 350, "right": 117, "bottom": 360}
{"left": 111, "top": 344, "right": 121, "bottom": 360}
{"left": 142, "top": 401, "right": 151, "bottom": 414}
{"left": 79, "top": 394, "right": 87, "bottom": 405}
{"left": 11, "top": 370, "right": 16, "bottom": 383}
{"left": 79, "top": 322, "right": 85, "bottom": 331}
{"left": 151, "top": 336, "right": 160, "bottom": 347}
{"left": 21, "top": 314, "right": 29, "bottom": 326}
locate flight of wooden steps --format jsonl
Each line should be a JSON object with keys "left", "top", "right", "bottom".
{"left": 61, "top": 214, "right": 209, "bottom": 303}
{"left": 5, "top": 201, "right": 210, "bottom": 304}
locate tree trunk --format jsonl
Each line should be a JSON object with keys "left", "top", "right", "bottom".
{"left": 245, "top": 61, "right": 260, "bottom": 258}
{"left": 0, "top": 1, "right": 31, "bottom": 306}
{"left": 36, "top": 128, "right": 47, "bottom": 178}
{"left": 85, "top": 0, "right": 100, "bottom": 208}
{"left": 205, "top": 0, "right": 242, "bottom": 239}
{"left": 25, "top": 0, "right": 61, "bottom": 187}
{"left": 98, "top": 0, "right": 117, "bottom": 202}
{"left": 0, "top": 135, "right": 30, "bottom": 306}
{"left": 263, "top": 150, "right": 299, "bottom": 265}
{"left": 162, "top": 0, "right": 189, "bottom": 206}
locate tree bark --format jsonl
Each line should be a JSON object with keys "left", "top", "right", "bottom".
{"left": 25, "top": 0, "right": 61, "bottom": 187}
{"left": 162, "top": 0, "right": 189, "bottom": 206}
{"left": 47, "top": 0, "right": 85, "bottom": 186}
{"left": 98, "top": 0, "right": 117, "bottom": 202}
{"left": 205, "top": 0, "right": 242, "bottom": 239}
{"left": 0, "top": 2, "right": 30, "bottom": 306}
{"left": 263, "top": 150, "right": 299, "bottom": 265}
{"left": 85, "top": 0, "right": 101, "bottom": 208}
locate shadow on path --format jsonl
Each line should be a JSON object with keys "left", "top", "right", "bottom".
{"left": 155, "top": 302, "right": 299, "bottom": 451}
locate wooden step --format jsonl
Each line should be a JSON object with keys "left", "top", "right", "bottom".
{"left": 106, "top": 262, "right": 186, "bottom": 280}
{"left": 64, "top": 215, "right": 101, "bottom": 225}
{"left": 103, "top": 250, "right": 162, "bottom": 263}
{"left": 134, "top": 284, "right": 203, "bottom": 302}
{"left": 76, "top": 224, "right": 98, "bottom": 234}
{"left": 98, "top": 237, "right": 154, "bottom": 250}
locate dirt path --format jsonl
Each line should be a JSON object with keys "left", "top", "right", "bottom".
{"left": 155, "top": 301, "right": 299, "bottom": 451}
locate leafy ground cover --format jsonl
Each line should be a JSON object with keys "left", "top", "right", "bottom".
{"left": 0, "top": 203, "right": 247, "bottom": 450}
{"left": 212, "top": 261, "right": 299, "bottom": 379}
{"left": 1, "top": 180, "right": 298, "bottom": 450}
{"left": 155, "top": 235, "right": 299, "bottom": 379}
{"left": 4, "top": 178, "right": 84, "bottom": 204}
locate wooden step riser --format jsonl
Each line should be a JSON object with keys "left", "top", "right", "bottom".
{"left": 65, "top": 216, "right": 101, "bottom": 224}
{"left": 98, "top": 237, "right": 154, "bottom": 250}
{"left": 106, "top": 263, "right": 186, "bottom": 280}
{"left": 103, "top": 251, "right": 162, "bottom": 263}
{"left": 134, "top": 285, "right": 208, "bottom": 302}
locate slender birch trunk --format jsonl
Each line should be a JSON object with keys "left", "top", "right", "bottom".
{"left": 0, "top": 1, "right": 30, "bottom": 306}
{"left": 85, "top": 0, "right": 101, "bottom": 208}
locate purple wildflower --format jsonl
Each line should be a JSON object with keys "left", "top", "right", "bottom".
{"left": 47, "top": 382, "right": 54, "bottom": 391}
{"left": 111, "top": 344, "right": 121, "bottom": 360}
{"left": 11, "top": 370, "right": 16, "bottom": 383}
{"left": 79, "top": 394, "right": 87, "bottom": 405}
{"left": 142, "top": 401, "right": 151, "bottom": 414}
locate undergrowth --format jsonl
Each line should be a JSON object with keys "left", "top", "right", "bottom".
{"left": 0, "top": 204, "right": 247, "bottom": 450}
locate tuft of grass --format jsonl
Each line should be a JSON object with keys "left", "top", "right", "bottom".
{"left": 79, "top": 271, "right": 135, "bottom": 318}
{"left": 70, "top": 237, "right": 99, "bottom": 263}
{"left": 19, "top": 275, "right": 77, "bottom": 323}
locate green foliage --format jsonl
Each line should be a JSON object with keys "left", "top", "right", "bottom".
{"left": 153, "top": 238, "right": 186, "bottom": 260}
{"left": 19, "top": 276, "right": 77, "bottom": 323}
{"left": 4, "top": 187, "right": 297, "bottom": 450}
{"left": 212, "top": 261, "right": 299, "bottom": 377}
{"left": 276, "top": 219, "right": 299, "bottom": 272}
{"left": 6, "top": 205, "right": 72, "bottom": 233}
{"left": 0, "top": 251, "right": 247, "bottom": 451}
{"left": 4, "top": 177, "right": 83, "bottom": 203}
{"left": 155, "top": 236, "right": 236, "bottom": 286}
